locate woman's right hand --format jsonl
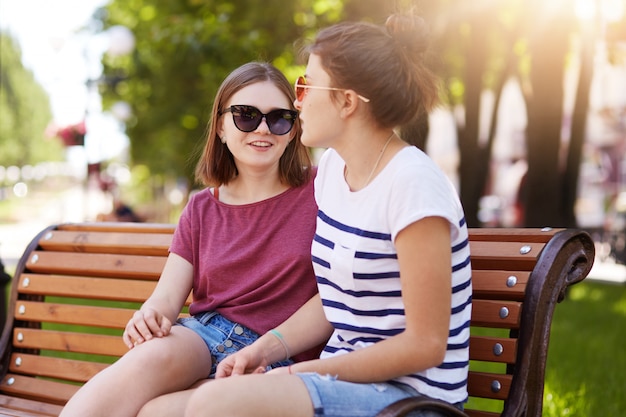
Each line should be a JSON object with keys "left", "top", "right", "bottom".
{"left": 215, "top": 346, "right": 267, "bottom": 378}
{"left": 122, "top": 308, "right": 172, "bottom": 349}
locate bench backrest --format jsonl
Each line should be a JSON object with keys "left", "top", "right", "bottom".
{"left": 462, "top": 228, "right": 593, "bottom": 417}
{"left": 0, "top": 223, "right": 594, "bottom": 417}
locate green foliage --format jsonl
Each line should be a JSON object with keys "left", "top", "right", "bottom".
{"left": 544, "top": 281, "right": 626, "bottom": 416}
{"left": 0, "top": 33, "right": 64, "bottom": 167}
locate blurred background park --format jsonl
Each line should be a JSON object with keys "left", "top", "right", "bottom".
{"left": 0, "top": 0, "right": 625, "bottom": 415}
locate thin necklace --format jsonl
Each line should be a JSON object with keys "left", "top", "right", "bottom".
{"left": 346, "top": 132, "right": 395, "bottom": 189}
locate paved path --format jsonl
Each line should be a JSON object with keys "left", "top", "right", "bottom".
{"left": 0, "top": 183, "right": 109, "bottom": 269}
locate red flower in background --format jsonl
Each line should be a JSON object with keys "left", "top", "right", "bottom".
{"left": 56, "top": 121, "right": 86, "bottom": 147}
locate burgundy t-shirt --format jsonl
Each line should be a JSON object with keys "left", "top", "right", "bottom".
{"left": 170, "top": 174, "right": 319, "bottom": 360}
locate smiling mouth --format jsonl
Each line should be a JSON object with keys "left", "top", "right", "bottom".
{"left": 250, "top": 141, "right": 272, "bottom": 148}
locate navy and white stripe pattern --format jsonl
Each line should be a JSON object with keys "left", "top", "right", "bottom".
{"left": 313, "top": 147, "right": 472, "bottom": 404}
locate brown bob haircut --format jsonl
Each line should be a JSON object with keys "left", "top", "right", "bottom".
{"left": 195, "top": 62, "right": 312, "bottom": 188}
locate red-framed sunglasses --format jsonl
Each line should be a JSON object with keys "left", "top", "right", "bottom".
{"left": 294, "top": 76, "right": 370, "bottom": 103}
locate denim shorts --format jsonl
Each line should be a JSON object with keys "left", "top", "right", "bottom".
{"left": 177, "top": 311, "right": 292, "bottom": 377}
{"left": 297, "top": 373, "right": 463, "bottom": 417}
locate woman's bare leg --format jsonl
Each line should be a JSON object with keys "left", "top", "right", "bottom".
{"left": 138, "top": 380, "right": 211, "bottom": 417}
{"left": 60, "top": 326, "right": 212, "bottom": 417}
{"left": 185, "top": 374, "right": 313, "bottom": 417}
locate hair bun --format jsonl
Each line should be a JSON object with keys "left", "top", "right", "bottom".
{"left": 385, "top": 14, "right": 430, "bottom": 54}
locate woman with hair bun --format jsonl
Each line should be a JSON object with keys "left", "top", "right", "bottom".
{"left": 182, "top": 11, "right": 473, "bottom": 417}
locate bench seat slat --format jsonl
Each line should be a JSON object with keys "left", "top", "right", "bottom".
{"left": 14, "top": 302, "right": 132, "bottom": 329}
{"left": 37, "top": 230, "right": 172, "bottom": 256}
{"left": 0, "top": 395, "right": 63, "bottom": 417}
{"left": 13, "top": 329, "right": 126, "bottom": 357}
{"left": 25, "top": 252, "right": 166, "bottom": 279}
{"left": 9, "top": 354, "right": 107, "bottom": 383}
{"left": 0, "top": 375, "right": 77, "bottom": 405}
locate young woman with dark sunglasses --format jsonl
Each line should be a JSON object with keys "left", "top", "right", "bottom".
{"left": 181, "top": 10, "right": 472, "bottom": 417}
{"left": 60, "top": 62, "right": 321, "bottom": 417}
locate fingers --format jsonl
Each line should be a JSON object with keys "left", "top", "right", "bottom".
{"left": 123, "top": 309, "right": 169, "bottom": 349}
{"left": 230, "top": 356, "right": 250, "bottom": 376}
{"left": 215, "top": 358, "right": 234, "bottom": 379}
{"left": 215, "top": 354, "right": 251, "bottom": 378}
{"left": 160, "top": 315, "right": 172, "bottom": 336}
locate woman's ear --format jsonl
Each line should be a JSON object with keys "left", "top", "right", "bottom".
{"left": 217, "top": 119, "right": 225, "bottom": 140}
{"left": 339, "top": 90, "right": 361, "bottom": 119}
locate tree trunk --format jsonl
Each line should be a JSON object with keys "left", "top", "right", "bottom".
{"left": 458, "top": 12, "right": 490, "bottom": 227}
{"left": 523, "top": 3, "right": 573, "bottom": 227}
{"left": 564, "top": 23, "right": 596, "bottom": 227}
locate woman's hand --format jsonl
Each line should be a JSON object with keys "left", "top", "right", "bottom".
{"left": 122, "top": 307, "right": 172, "bottom": 349}
{"left": 215, "top": 346, "right": 267, "bottom": 378}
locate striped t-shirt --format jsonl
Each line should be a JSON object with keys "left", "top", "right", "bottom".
{"left": 312, "top": 146, "right": 472, "bottom": 404}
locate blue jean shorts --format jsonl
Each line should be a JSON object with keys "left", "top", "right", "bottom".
{"left": 176, "top": 311, "right": 292, "bottom": 377}
{"left": 297, "top": 373, "right": 463, "bottom": 417}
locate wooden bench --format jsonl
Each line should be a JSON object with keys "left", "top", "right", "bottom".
{"left": 0, "top": 223, "right": 594, "bottom": 417}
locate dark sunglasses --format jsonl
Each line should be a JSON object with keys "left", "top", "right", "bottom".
{"left": 294, "top": 75, "right": 370, "bottom": 103}
{"left": 220, "top": 105, "right": 298, "bottom": 135}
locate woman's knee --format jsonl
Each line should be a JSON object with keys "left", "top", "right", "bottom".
{"left": 185, "top": 381, "right": 233, "bottom": 416}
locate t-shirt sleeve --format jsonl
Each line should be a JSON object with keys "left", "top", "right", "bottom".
{"left": 169, "top": 195, "right": 195, "bottom": 264}
{"left": 388, "top": 163, "right": 463, "bottom": 242}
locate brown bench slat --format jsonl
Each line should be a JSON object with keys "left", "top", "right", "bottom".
{"left": 471, "top": 270, "right": 529, "bottom": 301}
{"left": 468, "top": 228, "right": 560, "bottom": 243}
{"left": 37, "top": 230, "right": 172, "bottom": 256}
{"left": 17, "top": 274, "right": 192, "bottom": 305}
{"left": 14, "top": 301, "right": 132, "bottom": 329}
{"left": 0, "top": 375, "right": 77, "bottom": 405}
{"left": 469, "top": 336, "right": 517, "bottom": 364}
{"left": 468, "top": 241, "right": 544, "bottom": 271}
{"left": 25, "top": 252, "right": 166, "bottom": 279}
{"left": 470, "top": 300, "right": 521, "bottom": 329}
{"left": 467, "top": 371, "right": 512, "bottom": 400}
{"left": 18, "top": 274, "right": 155, "bottom": 302}
{"left": 57, "top": 222, "right": 176, "bottom": 234}
{"left": 13, "top": 329, "right": 126, "bottom": 357}
{"left": 0, "top": 395, "right": 63, "bottom": 417}
{"left": 8, "top": 354, "right": 107, "bottom": 383}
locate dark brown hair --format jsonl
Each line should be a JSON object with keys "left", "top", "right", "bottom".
{"left": 306, "top": 13, "right": 440, "bottom": 129}
{"left": 195, "top": 62, "right": 311, "bottom": 187}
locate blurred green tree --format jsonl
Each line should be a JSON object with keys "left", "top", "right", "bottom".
{"left": 0, "top": 33, "right": 63, "bottom": 167}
